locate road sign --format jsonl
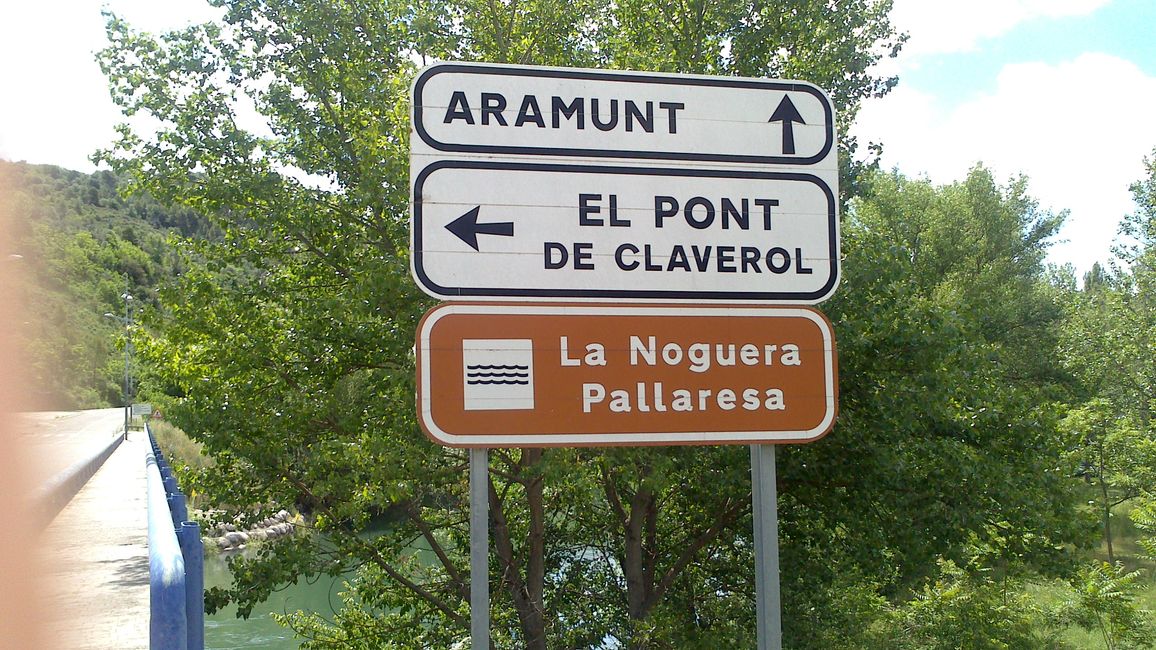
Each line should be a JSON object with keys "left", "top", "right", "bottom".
{"left": 415, "top": 303, "right": 837, "bottom": 447}
{"left": 410, "top": 63, "right": 839, "bottom": 304}
{"left": 412, "top": 63, "right": 835, "bottom": 166}
{"left": 413, "top": 160, "right": 837, "bottom": 302}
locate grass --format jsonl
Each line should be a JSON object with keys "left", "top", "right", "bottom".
{"left": 1029, "top": 578, "right": 1156, "bottom": 649}
{"left": 148, "top": 418, "right": 213, "bottom": 473}
{"left": 147, "top": 418, "right": 218, "bottom": 512}
{"left": 1027, "top": 499, "right": 1156, "bottom": 649}
{"left": 1101, "top": 502, "right": 1151, "bottom": 569}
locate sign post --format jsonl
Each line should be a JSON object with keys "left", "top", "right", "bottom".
{"left": 752, "top": 444, "right": 782, "bottom": 649}
{"left": 469, "top": 448, "right": 489, "bottom": 648}
{"left": 409, "top": 62, "right": 841, "bottom": 648}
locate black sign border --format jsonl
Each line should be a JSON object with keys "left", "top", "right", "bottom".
{"left": 411, "top": 160, "right": 840, "bottom": 303}
{"left": 412, "top": 63, "right": 835, "bottom": 166}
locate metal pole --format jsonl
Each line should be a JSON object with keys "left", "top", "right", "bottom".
{"left": 122, "top": 321, "right": 130, "bottom": 440}
{"left": 123, "top": 279, "right": 133, "bottom": 439}
{"left": 752, "top": 444, "right": 782, "bottom": 650}
{"left": 470, "top": 448, "right": 490, "bottom": 649}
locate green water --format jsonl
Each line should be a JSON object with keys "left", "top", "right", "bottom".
{"left": 202, "top": 520, "right": 432, "bottom": 649}
{"left": 203, "top": 550, "right": 348, "bottom": 650}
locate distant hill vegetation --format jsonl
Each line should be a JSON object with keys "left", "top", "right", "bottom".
{"left": 0, "top": 160, "right": 215, "bottom": 409}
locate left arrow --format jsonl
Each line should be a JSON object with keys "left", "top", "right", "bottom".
{"left": 445, "top": 206, "right": 515, "bottom": 251}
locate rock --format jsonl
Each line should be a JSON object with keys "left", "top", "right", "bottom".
{"left": 209, "top": 508, "right": 298, "bottom": 552}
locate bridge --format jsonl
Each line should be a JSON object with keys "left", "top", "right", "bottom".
{"left": 18, "top": 408, "right": 202, "bottom": 650}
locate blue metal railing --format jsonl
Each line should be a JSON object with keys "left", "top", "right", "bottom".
{"left": 146, "top": 424, "right": 204, "bottom": 650}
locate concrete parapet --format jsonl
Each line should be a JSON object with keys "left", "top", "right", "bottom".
{"left": 32, "top": 430, "right": 123, "bottom": 528}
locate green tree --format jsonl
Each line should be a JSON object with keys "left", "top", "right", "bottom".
{"left": 1059, "top": 149, "right": 1156, "bottom": 569}
{"left": 1126, "top": 151, "right": 1156, "bottom": 569}
{"left": 1059, "top": 400, "right": 1156, "bottom": 563}
{"left": 1053, "top": 562, "right": 1154, "bottom": 650}
{"left": 1131, "top": 499, "right": 1156, "bottom": 560}
{"left": 96, "top": 1, "right": 1092, "bottom": 647}
{"left": 875, "top": 559, "right": 1047, "bottom": 650}
{"left": 818, "top": 165, "right": 1083, "bottom": 576}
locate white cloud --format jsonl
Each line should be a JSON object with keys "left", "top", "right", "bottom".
{"left": 854, "top": 52, "right": 1156, "bottom": 275}
{"left": 890, "top": 0, "right": 1112, "bottom": 58}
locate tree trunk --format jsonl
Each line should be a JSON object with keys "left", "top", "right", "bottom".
{"left": 524, "top": 458, "right": 546, "bottom": 649}
{"left": 489, "top": 450, "right": 547, "bottom": 650}
{"left": 601, "top": 464, "right": 747, "bottom": 650}
{"left": 622, "top": 486, "right": 656, "bottom": 621}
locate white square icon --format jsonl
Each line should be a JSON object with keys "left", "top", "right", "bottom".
{"left": 462, "top": 339, "right": 535, "bottom": 411}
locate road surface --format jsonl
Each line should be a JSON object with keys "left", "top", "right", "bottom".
{"left": 20, "top": 408, "right": 150, "bottom": 649}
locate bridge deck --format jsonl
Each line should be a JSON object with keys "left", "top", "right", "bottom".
{"left": 42, "top": 431, "right": 150, "bottom": 649}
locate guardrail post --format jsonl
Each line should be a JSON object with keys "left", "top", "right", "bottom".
{"left": 148, "top": 424, "right": 204, "bottom": 650}
{"left": 168, "top": 492, "right": 188, "bottom": 529}
{"left": 178, "top": 521, "right": 205, "bottom": 650}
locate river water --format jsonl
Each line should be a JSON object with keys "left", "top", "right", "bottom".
{"left": 203, "top": 550, "right": 348, "bottom": 650}
{"left": 202, "top": 521, "right": 433, "bottom": 649}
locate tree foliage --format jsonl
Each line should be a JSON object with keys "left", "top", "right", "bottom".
{"left": 875, "top": 559, "right": 1047, "bottom": 650}
{"left": 817, "top": 167, "right": 1082, "bottom": 583}
{"left": 1060, "top": 149, "right": 1156, "bottom": 565}
{"left": 1053, "top": 562, "right": 1154, "bottom": 650}
{"left": 95, "top": 0, "right": 1115, "bottom": 647}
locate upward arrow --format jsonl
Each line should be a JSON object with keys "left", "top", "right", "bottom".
{"left": 446, "top": 206, "right": 514, "bottom": 251}
{"left": 768, "top": 95, "right": 805, "bottom": 156}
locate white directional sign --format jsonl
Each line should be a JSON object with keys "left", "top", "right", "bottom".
{"left": 414, "top": 161, "right": 837, "bottom": 302}
{"left": 413, "top": 63, "right": 835, "bottom": 166}
{"left": 410, "top": 63, "right": 839, "bottom": 303}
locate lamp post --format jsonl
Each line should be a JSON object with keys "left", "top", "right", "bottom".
{"left": 104, "top": 286, "right": 133, "bottom": 440}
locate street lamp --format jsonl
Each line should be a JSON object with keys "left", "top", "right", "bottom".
{"left": 104, "top": 288, "right": 134, "bottom": 440}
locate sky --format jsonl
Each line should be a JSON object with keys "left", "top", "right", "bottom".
{"left": 2, "top": 0, "right": 1154, "bottom": 277}
{"left": 852, "top": 0, "right": 1156, "bottom": 276}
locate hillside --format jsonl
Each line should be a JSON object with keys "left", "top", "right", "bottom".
{"left": 0, "top": 160, "right": 214, "bottom": 409}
